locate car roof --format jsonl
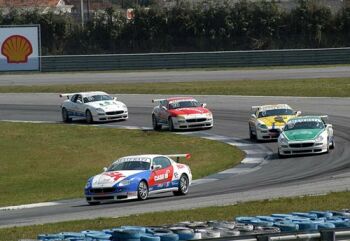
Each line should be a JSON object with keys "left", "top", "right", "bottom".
{"left": 258, "top": 104, "right": 292, "bottom": 111}
{"left": 167, "top": 97, "right": 196, "bottom": 102}
{"left": 116, "top": 154, "right": 171, "bottom": 160}
{"left": 75, "top": 91, "right": 108, "bottom": 97}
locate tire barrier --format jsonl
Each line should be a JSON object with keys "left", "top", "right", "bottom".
{"left": 37, "top": 209, "right": 350, "bottom": 241}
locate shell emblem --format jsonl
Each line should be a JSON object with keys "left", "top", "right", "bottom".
{"left": 1, "top": 35, "right": 33, "bottom": 64}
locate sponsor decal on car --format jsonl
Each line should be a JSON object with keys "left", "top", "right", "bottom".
{"left": 104, "top": 172, "right": 125, "bottom": 181}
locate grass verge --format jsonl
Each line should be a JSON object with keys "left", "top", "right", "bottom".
{"left": 0, "top": 122, "right": 243, "bottom": 207}
{"left": 0, "top": 78, "right": 349, "bottom": 97}
{"left": 1, "top": 191, "right": 349, "bottom": 241}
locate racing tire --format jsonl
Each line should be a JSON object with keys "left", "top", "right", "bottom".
{"left": 87, "top": 201, "right": 100, "bottom": 205}
{"left": 168, "top": 117, "right": 175, "bottom": 132}
{"left": 330, "top": 139, "right": 335, "bottom": 150}
{"left": 152, "top": 115, "right": 161, "bottom": 131}
{"left": 85, "top": 110, "right": 94, "bottom": 124}
{"left": 137, "top": 181, "right": 149, "bottom": 200}
{"left": 249, "top": 126, "right": 255, "bottom": 140}
{"left": 62, "top": 108, "right": 72, "bottom": 123}
{"left": 173, "top": 174, "right": 189, "bottom": 196}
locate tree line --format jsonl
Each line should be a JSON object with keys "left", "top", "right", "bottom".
{"left": 1, "top": 0, "right": 350, "bottom": 55}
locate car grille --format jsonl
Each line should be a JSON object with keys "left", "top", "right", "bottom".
{"left": 90, "top": 187, "right": 116, "bottom": 193}
{"left": 106, "top": 111, "right": 124, "bottom": 115}
{"left": 186, "top": 118, "right": 207, "bottom": 123}
{"left": 269, "top": 129, "right": 280, "bottom": 133}
{"left": 289, "top": 143, "right": 314, "bottom": 148}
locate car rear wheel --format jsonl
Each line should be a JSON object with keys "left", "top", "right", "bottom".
{"left": 62, "top": 108, "right": 72, "bottom": 123}
{"left": 173, "top": 174, "right": 189, "bottom": 196}
{"left": 86, "top": 110, "right": 94, "bottom": 124}
{"left": 138, "top": 181, "right": 148, "bottom": 200}
{"left": 152, "top": 115, "right": 161, "bottom": 130}
{"left": 330, "top": 139, "right": 335, "bottom": 150}
{"left": 168, "top": 117, "right": 175, "bottom": 132}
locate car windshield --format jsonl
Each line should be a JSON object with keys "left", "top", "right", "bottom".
{"left": 169, "top": 100, "right": 200, "bottom": 109}
{"left": 107, "top": 161, "right": 150, "bottom": 171}
{"left": 285, "top": 120, "right": 325, "bottom": 131}
{"left": 258, "top": 108, "right": 294, "bottom": 118}
{"left": 84, "top": 95, "right": 113, "bottom": 103}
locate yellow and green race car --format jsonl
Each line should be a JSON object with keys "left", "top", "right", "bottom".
{"left": 249, "top": 104, "right": 301, "bottom": 141}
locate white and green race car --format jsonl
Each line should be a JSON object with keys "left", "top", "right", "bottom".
{"left": 278, "top": 116, "right": 335, "bottom": 157}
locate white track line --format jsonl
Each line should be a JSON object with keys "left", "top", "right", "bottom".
{"left": 0, "top": 202, "right": 61, "bottom": 211}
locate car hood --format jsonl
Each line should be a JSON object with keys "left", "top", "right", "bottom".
{"left": 258, "top": 115, "right": 295, "bottom": 127}
{"left": 284, "top": 129, "right": 324, "bottom": 141}
{"left": 91, "top": 170, "right": 144, "bottom": 187}
{"left": 86, "top": 101, "right": 125, "bottom": 110}
{"left": 169, "top": 107, "right": 210, "bottom": 116}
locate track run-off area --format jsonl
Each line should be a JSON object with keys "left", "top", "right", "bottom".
{"left": 0, "top": 92, "right": 349, "bottom": 228}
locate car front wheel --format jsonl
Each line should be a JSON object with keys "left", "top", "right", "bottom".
{"left": 86, "top": 110, "right": 94, "bottom": 124}
{"left": 173, "top": 174, "right": 189, "bottom": 196}
{"left": 138, "top": 181, "right": 149, "bottom": 200}
{"left": 168, "top": 117, "right": 175, "bottom": 132}
{"left": 152, "top": 115, "right": 161, "bottom": 130}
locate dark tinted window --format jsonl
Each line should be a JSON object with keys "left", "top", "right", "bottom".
{"left": 153, "top": 157, "right": 171, "bottom": 169}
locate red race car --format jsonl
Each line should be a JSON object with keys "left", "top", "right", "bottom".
{"left": 152, "top": 97, "right": 214, "bottom": 131}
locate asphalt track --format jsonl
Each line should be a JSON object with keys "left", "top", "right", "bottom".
{"left": 1, "top": 66, "right": 350, "bottom": 85}
{"left": 0, "top": 94, "right": 349, "bottom": 228}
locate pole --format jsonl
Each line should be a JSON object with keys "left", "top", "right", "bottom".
{"left": 80, "top": 0, "right": 84, "bottom": 28}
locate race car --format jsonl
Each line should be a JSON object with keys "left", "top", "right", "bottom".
{"left": 60, "top": 91, "right": 128, "bottom": 123}
{"left": 151, "top": 97, "right": 213, "bottom": 131}
{"left": 278, "top": 116, "right": 335, "bottom": 157}
{"left": 249, "top": 104, "right": 301, "bottom": 140}
{"left": 84, "top": 154, "right": 192, "bottom": 204}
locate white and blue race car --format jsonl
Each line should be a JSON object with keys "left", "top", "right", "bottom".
{"left": 84, "top": 154, "right": 192, "bottom": 204}
{"left": 60, "top": 91, "right": 128, "bottom": 123}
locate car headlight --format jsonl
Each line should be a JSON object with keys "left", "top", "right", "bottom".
{"left": 315, "top": 135, "right": 324, "bottom": 142}
{"left": 118, "top": 179, "right": 132, "bottom": 187}
{"left": 85, "top": 179, "right": 92, "bottom": 189}
{"left": 279, "top": 134, "right": 288, "bottom": 145}
{"left": 206, "top": 113, "right": 213, "bottom": 119}
{"left": 96, "top": 108, "right": 105, "bottom": 113}
{"left": 257, "top": 123, "right": 268, "bottom": 129}
{"left": 176, "top": 115, "right": 186, "bottom": 120}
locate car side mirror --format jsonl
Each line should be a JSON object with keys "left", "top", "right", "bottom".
{"left": 251, "top": 114, "right": 256, "bottom": 118}
{"left": 77, "top": 100, "right": 82, "bottom": 104}
{"left": 201, "top": 103, "right": 207, "bottom": 108}
{"left": 113, "top": 97, "right": 118, "bottom": 101}
{"left": 103, "top": 167, "right": 108, "bottom": 172}
{"left": 152, "top": 165, "right": 162, "bottom": 170}
{"left": 295, "top": 111, "right": 301, "bottom": 116}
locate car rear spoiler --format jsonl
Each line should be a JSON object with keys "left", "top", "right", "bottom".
{"left": 251, "top": 106, "right": 260, "bottom": 111}
{"left": 152, "top": 99, "right": 165, "bottom": 103}
{"left": 167, "top": 154, "right": 191, "bottom": 162}
{"left": 320, "top": 115, "right": 329, "bottom": 121}
{"left": 59, "top": 93, "right": 77, "bottom": 99}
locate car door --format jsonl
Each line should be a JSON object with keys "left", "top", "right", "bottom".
{"left": 70, "top": 94, "right": 85, "bottom": 118}
{"left": 149, "top": 156, "right": 174, "bottom": 191}
{"left": 158, "top": 100, "right": 169, "bottom": 123}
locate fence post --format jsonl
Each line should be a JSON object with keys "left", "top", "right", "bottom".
{"left": 320, "top": 230, "right": 335, "bottom": 241}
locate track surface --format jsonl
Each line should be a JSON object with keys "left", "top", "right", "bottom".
{"left": 1, "top": 66, "right": 350, "bottom": 85}
{"left": 0, "top": 94, "right": 350, "bottom": 228}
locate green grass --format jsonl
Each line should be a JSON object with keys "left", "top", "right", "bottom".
{"left": 0, "top": 122, "right": 243, "bottom": 207}
{"left": 1, "top": 191, "right": 349, "bottom": 241}
{"left": 0, "top": 78, "right": 349, "bottom": 97}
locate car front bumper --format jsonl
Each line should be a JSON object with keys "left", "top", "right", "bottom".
{"left": 278, "top": 141, "right": 328, "bottom": 156}
{"left": 256, "top": 128, "right": 282, "bottom": 140}
{"left": 173, "top": 117, "right": 213, "bottom": 130}
{"left": 95, "top": 110, "right": 128, "bottom": 121}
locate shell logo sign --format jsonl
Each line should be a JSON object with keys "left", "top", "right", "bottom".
{"left": 0, "top": 26, "right": 40, "bottom": 71}
{"left": 1, "top": 35, "right": 33, "bottom": 64}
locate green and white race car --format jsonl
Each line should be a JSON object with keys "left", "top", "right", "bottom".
{"left": 278, "top": 116, "right": 335, "bottom": 157}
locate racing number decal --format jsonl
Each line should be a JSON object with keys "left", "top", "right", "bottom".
{"left": 149, "top": 166, "right": 174, "bottom": 187}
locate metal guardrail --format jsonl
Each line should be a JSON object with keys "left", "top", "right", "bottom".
{"left": 41, "top": 47, "right": 350, "bottom": 72}
{"left": 200, "top": 229, "right": 350, "bottom": 241}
